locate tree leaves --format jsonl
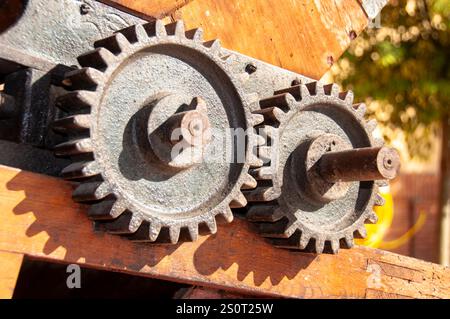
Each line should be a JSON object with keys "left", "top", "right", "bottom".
{"left": 335, "top": 0, "right": 449, "bottom": 159}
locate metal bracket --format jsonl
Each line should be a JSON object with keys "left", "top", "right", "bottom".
{"left": 359, "top": 0, "right": 389, "bottom": 20}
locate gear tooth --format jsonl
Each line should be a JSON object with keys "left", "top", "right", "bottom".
{"left": 274, "top": 84, "right": 302, "bottom": 100}
{"left": 169, "top": 226, "right": 181, "bottom": 244}
{"left": 88, "top": 198, "right": 126, "bottom": 220}
{"left": 72, "top": 182, "right": 110, "bottom": 202}
{"left": 304, "top": 81, "right": 318, "bottom": 95}
{"left": 203, "top": 39, "right": 221, "bottom": 53}
{"left": 323, "top": 83, "right": 340, "bottom": 96}
{"left": 251, "top": 114, "right": 264, "bottom": 126}
{"left": 299, "top": 234, "right": 311, "bottom": 250}
{"left": 165, "top": 20, "right": 185, "bottom": 36}
{"left": 243, "top": 186, "right": 278, "bottom": 202}
{"left": 258, "top": 146, "right": 273, "bottom": 163}
{"left": 149, "top": 222, "right": 162, "bottom": 241}
{"left": 54, "top": 138, "right": 93, "bottom": 156}
{"left": 229, "top": 191, "right": 248, "bottom": 208}
{"left": 259, "top": 218, "right": 292, "bottom": 238}
{"left": 300, "top": 84, "right": 311, "bottom": 98}
{"left": 255, "top": 134, "right": 266, "bottom": 146}
{"left": 365, "top": 211, "right": 379, "bottom": 224}
{"left": 315, "top": 82, "right": 326, "bottom": 95}
{"left": 259, "top": 94, "right": 294, "bottom": 112}
{"left": 355, "top": 226, "right": 368, "bottom": 239}
{"left": 129, "top": 214, "right": 143, "bottom": 233}
{"left": 142, "top": 20, "right": 167, "bottom": 37}
{"left": 55, "top": 91, "right": 96, "bottom": 112}
{"left": 241, "top": 174, "right": 257, "bottom": 190}
{"left": 315, "top": 238, "right": 325, "bottom": 253}
{"left": 219, "top": 207, "right": 234, "bottom": 223}
{"left": 247, "top": 204, "right": 282, "bottom": 222}
{"left": 115, "top": 24, "right": 148, "bottom": 43}
{"left": 187, "top": 224, "right": 199, "bottom": 241}
{"left": 330, "top": 239, "right": 340, "bottom": 254}
{"left": 339, "top": 90, "right": 354, "bottom": 104}
{"left": 249, "top": 154, "right": 264, "bottom": 168}
{"left": 255, "top": 107, "right": 285, "bottom": 123}
{"left": 250, "top": 167, "right": 273, "bottom": 180}
{"left": 63, "top": 67, "right": 104, "bottom": 90}
{"left": 94, "top": 32, "right": 130, "bottom": 54}
{"left": 61, "top": 161, "right": 99, "bottom": 180}
{"left": 185, "top": 27, "right": 204, "bottom": 41}
{"left": 373, "top": 137, "right": 385, "bottom": 147}
{"left": 98, "top": 212, "right": 137, "bottom": 234}
{"left": 366, "top": 119, "right": 378, "bottom": 133}
{"left": 135, "top": 24, "right": 150, "bottom": 42}
{"left": 353, "top": 103, "right": 367, "bottom": 119}
{"left": 204, "top": 218, "right": 217, "bottom": 234}
{"left": 259, "top": 125, "right": 277, "bottom": 139}
{"left": 245, "top": 93, "right": 260, "bottom": 112}
{"left": 375, "top": 193, "right": 386, "bottom": 206}
{"left": 125, "top": 222, "right": 151, "bottom": 241}
{"left": 344, "top": 235, "right": 354, "bottom": 248}
{"left": 77, "top": 47, "right": 116, "bottom": 71}
{"left": 52, "top": 114, "right": 91, "bottom": 133}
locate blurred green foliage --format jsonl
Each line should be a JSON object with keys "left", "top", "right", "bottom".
{"left": 335, "top": 0, "right": 449, "bottom": 158}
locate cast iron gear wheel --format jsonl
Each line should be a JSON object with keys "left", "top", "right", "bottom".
{"left": 244, "top": 81, "right": 398, "bottom": 254}
{"left": 53, "top": 20, "right": 264, "bottom": 244}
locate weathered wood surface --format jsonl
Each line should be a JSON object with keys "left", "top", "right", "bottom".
{"left": 0, "top": 165, "right": 449, "bottom": 299}
{"left": 105, "top": 0, "right": 370, "bottom": 79}
{"left": 0, "top": 250, "right": 23, "bottom": 299}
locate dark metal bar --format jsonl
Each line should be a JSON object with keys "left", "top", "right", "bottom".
{"left": 317, "top": 146, "right": 400, "bottom": 182}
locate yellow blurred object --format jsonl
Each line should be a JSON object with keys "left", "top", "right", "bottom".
{"left": 356, "top": 190, "right": 394, "bottom": 248}
{"left": 356, "top": 187, "right": 426, "bottom": 249}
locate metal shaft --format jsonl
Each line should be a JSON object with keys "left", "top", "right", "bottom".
{"left": 317, "top": 146, "right": 400, "bottom": 182}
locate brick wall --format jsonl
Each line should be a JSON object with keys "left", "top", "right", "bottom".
{"left": 387, "top": 174, "right": 440, "bottom": 263}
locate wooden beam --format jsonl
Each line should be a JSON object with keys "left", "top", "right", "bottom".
{"left": 106, "top": 0, "right": 371, "bottom": 79}
{"left": 0, "top": 250, "right": 23, "bottom": 299}
{"left": 0, "top": 165, "right": 449, "bottom": 298}
{"left": 98, "top": 0, "right": 193, "bottom": 19}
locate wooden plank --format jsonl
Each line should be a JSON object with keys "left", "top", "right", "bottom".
{"left": 0, "top": 164, "right": 449, "bottom": 299}
{"left": 175, "top": 286, "right": 247, "bottom": 299}
{"left": 107, "top": 0, "right": 370, "bottom": 79}
{"left": 0, "top": 250, "right": 23, "bottom": 299}
{"left": 98, "top": 0, "right": 192, "bottom": 19}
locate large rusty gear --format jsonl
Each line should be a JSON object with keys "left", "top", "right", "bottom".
{"left": 244, "top": 81, "right": 400, "bottom": 254}
{"left": 53, "top": 20, "right": 263, "bottom": 244}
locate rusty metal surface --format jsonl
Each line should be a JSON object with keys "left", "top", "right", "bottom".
{"left": 0, "top": 1, "right": 397, "bottom": 251}
{"left": 53, "top": 20, "right": 268, "bottom": 244}
{"left": 0, "top": 0, "right": 145, "bottom": 72}
{"left": 244, "top": 82, "right": 388, "bottom": 253}
{"left": 318, "top": 146, "right": 400, "bottom": 183}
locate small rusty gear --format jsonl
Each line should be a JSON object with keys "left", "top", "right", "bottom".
{"left": 244, "top": 81, "right": 399, "bottom": 253}
{"left": 53, "top": 20, "right": 263, "bottom": 243}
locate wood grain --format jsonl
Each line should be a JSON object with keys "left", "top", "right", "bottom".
{"left": 107, "top": 0, "right": 369, "bottom": 79}
{"left": 0, "top": 250, "right": 23, "bottom": 299}
{"left": 98, "top": 0, "right": 193, "bottom": 19}
{"left": 0, "top": 165, "right": 449, "bottom": 298}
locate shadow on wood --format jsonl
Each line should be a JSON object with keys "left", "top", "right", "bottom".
{"left": 1, "top": 165, "right": 450, "bottom": 298}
